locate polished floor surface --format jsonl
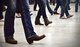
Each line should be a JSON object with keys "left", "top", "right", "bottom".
{"left": 0, "top": 4, "right": 80, "bottom": 47}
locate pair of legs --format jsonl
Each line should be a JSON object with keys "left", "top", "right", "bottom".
{"left": 35, "top": 0, "right": 52, "bottom": 26}
{"left": 75, "top": 0, "right": 79, "bottom": 12}
{"left": 0, "top": 0, "right": 5, "bottom": 20}
{"left": 60, "top": 0, "right": 73, "bottom": 19}
{"left": 4, "top": 0, "right": 45, "bottom": 44}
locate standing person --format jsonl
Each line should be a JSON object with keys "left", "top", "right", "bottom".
{"left": 75, "top": 0, "right": 79, "bottom": 12}
{"left": 35, "top": 0, "right": 52, "bottom": 26}
{"left": 4, "top": 0, "right": 45, "bottom": 44}
{"left": 60, "top": 0, "right": 73, "bottom": 19}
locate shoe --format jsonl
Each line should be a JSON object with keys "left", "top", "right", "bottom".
{"left": 35, "top": 22, "right": 44, "bottom": 25}
{"left": 44, "top": 18, "right": 52, "bottom": 26}
{"left": 45, "top": 21, "right": 52, "bottom": 26}
{"left": 60, "top": 16, "right": 66, "bottom": 19}
{"left": 54, "top": 12, "right": 60, "bottom": 15}
{"left": 27, "top": 35, "right": 45, "bottom": 44}
{"left": 5, "top": 36, "right": 17, "bottom": 44}
{"left": 35, "top": 18, "right": 44, "bottom": 25}
{"left": 51, "top": 12, "right": 54, "bottom": 15}
{"left": 67, "top": 15, "right": 73, "bottom": 18}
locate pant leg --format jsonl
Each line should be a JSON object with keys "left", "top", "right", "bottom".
{"left": 33, "top": 0, "right": 38, "bottom": 10}
{"left": 4, "top": 0, "right": 16, "bottom": 37}
{"left": 37, "top": 0, "right": 47, "bottom": 19}
{"left": 0, "top": 0, "right": 3, "bottom": 18}
{"left": 46, "top": 0, "right": 54, "bottom": 14}
{"left": 19, "top": 0, "right": 36, "bottom": 39}
{"left": 75, "top": 0, "right": 79, "bottom": 12}
{"left": 54, "top": 0, "right": 61, "bottom": 11}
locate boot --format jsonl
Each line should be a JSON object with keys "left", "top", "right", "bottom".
{"left": 5, "top": 36, "right": 17, "bottom": 44}
{"left": 35, "top": 18, "right": 44, "bottom": 25}
{"left": 44, "top": 18, "right": 52, "bottom": 26}
{"left": 27, "top": 35, "right": 45, "bottom": 44}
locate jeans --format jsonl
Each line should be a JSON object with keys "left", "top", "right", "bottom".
{"left": 60, "top": 0, "right": 69, "bottom": 17}
{"left": 4, "top": 0, "right": 36, "bottom": 39}
{"left": 46, "top": 0, "right": 54, "bottom": 14}
{"left": 75, "top": 0, "right": 79, "bottom": 12}
{"left": 54, "top": 0, "right": 61, "bottom": 11}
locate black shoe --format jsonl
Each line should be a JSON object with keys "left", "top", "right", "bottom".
{"left": 27, "top": 35, "right": 45, "bottom": 44}
{"left": 45, "top": 21, "right": 52, "bottom": 26}
{"left": 5, "top": 37, "right": 17, "bottom": 44}
{"left": 60, "top": 16, "right": 66, "bottom": 19}
{"left": 51, "top": 12, "right": 54, "bottom": 15}
{"left": 54, "top": 12, "right": 60, "bottom": 15}
{"left": 67, "top": 15, "right": 73, "bottom": 18}
{"left": 35, "top": 20, "right": 44, "bottom": 25}
{"left": 35, "top": 22, "right": 44, "bottom": 25}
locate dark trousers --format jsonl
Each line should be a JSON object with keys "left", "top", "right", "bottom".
{"left": 60, "top": 0, "right": 69, "bottom": 17}
{"left": 0, "top": 0, "right": 4, "bottom": 18}
{"left": 46, "top": 0, "right": 54, "bottom": 14}
{"left": 75, "top": 0, "right": 79, "bottom": 12}
{"left": 33, "top": 0, "right": 38, "bottom": 10}
{"left": 36, "top": 0, "right": 47, "bottom": 20}
{"left": 4, "top": 0, "right": 36, "bottom": 39}
{"left": 54, "top": 0, "right": 61, "bottom": 11}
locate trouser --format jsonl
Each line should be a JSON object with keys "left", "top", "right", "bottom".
{"left": 60, "top": 0, "right": 69, "bottom": 17}
{"left": 4, "top": 0, "right": 36, "bottom": 39}
{"left": 36, "top": 0, "right": 47, "bottom": 20}
{"left": 75, "top": 0, "right": 79, "bottom": 12}
{"left": 54, "top": 0, "right": 61, "bottom": 11}
{"left": 46, "top": 0, "right": 54, "bottom": 14}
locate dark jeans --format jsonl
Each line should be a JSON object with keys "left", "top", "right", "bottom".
{"left": 54, "top": 0, "right": 61, "bottom": 11}
{"left": 33, "top": 0, "right": 38, "bottom": 10}
{"left": 0, "top": 0, "right": 4, "bottom": 18}
{"left": 75, "top": 0, "right": 79, "bottom": 12}
{"left": 4, "top": 0, "right": 36, "bottom": 39}
{"left": 46, "top": 0, "right": 54, "bottom": 14}
{"left": 36, "top": 0, "right": 47, "bottom": 19}
{"left": 60, "top": 0, "right": 69, "bottom": 17}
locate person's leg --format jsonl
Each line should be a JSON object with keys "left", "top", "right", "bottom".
{"left": 37, "top": 0, "right": 52, "bottom": 26}
{"left": 33, "top": 0, "right": 38, "bottom": 11}
{"left": 60, "top": 0, "right": 65, "bottom": 18}
{"left": 0, "top": 0, "right": 3, "bottom": 20}
{"left": 75, "top": 0, "right": 79, "bottom": 12}
{"left": 4, "top": 0, "right": 17, "bottom": 44}
{"left": 46, "top": 0, "right": 54, "bottom": 15}
{"left": 54, "top": 0, "right": 61, "bottom": 14}
{"left": 66, "top": 0, "right": 70, "bottom": 10}
{"left": 20, "top": 0, "right": 45, "bottom": 44}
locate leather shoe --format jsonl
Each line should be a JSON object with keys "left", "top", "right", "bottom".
{"left": 35, "top": 22, "right": 44, "bottom": 25}
{"left": 5, "top": 37, "right": 17, "bottom": 44}
{"left": 27, "top": 35, "right": 45, "bottom": 44}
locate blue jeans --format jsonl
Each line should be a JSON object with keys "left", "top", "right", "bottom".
{"left": 54, "top": 0, "right": 61, "bottom": 11}
{"left": 66, "top": 0, "right": 70, "bottom": 10}
{"left": 46, "top": 0, "right": 54, "bottom": 14}
{"left": 0, "top": 0, "right": 4, "bottom": 19}
{"left": 75, "top": 0, "right": 79, "bottom": 12}
{"left": 60, "top": 0, "right": 69, "bottom": 17}
{"left": 4, "top": 0, "right": 36, "bottom": 39}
